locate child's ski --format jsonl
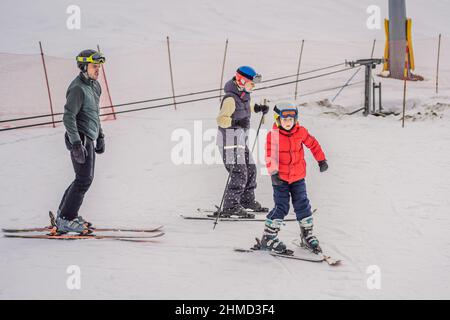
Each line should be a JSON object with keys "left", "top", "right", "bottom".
{"left": 234, "top": 247, "right": 325, "bottom": 263}
{"left": 234, "top": 237, "right": 340, "bottom": 265}
{"left": 291, "top": 239, "right": 341, "bottom": 266}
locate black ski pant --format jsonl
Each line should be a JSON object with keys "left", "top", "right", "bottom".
{"left": 58, "top": 134, "right": 95, "bottom": 220}
{"left": 220, "top": 145, "right": 257, "bottom": 210}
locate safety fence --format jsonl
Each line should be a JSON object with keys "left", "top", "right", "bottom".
{"left": 0, "top": 36, "right": 447, "bottom": 132}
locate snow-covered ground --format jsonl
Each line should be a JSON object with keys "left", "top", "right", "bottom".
{"left": 1, "top": 0, "right": 450, "bottom": 299}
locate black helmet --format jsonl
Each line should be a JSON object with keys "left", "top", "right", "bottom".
{"left": 76, "top": 49, "right": 106, "bottom": 72}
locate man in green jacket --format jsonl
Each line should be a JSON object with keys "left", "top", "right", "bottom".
{"left": 56, "top": 49, "right": 106, "bottom": 234}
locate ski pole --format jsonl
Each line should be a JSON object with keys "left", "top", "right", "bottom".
{"left": 213, "top": 165, "right": 233, "bottom": 230}
{"left": 251, "top": 113, "right": 265, "bottom": 153}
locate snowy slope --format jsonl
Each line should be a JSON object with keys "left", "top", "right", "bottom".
{"left": 1, "top": 0, "right": 449, "bottom": 56}
{"left": 1, "top": 0, "right": 450, "bottom": 299}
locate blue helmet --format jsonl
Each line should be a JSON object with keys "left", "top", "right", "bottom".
{"left": 236, "top": 66, "right": 262, "bottom": 83}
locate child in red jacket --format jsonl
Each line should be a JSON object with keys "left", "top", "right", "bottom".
{"left": 260, "top": 102, "right": 328, "bottom": 254}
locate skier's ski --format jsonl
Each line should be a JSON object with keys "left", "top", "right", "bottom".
{"left": 196, "top": 207, "right": 269, "bottom": 214}
{"left": 234, "top": 247, "right": 325, "bottom": 263}
{"left": 2, "top": 225, "right": 164, "bottom": 233}
{"left": 291, "top": 239, "right": 341, "bottom": 266}
{"left": 180, "top": 215, "right": 296, "bottom": 222}
{"left": 197, "top": 207, "right": 317, "bottom": 215}
{"left": 2, "top": 210, "right": 164, "bottom": 234}
{"left": 3, "top": 232, "right": 165, "bottom": 242}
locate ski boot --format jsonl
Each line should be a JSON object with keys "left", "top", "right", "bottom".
{"left": 77, "top": 216, "right": 93, "bottom": 228}
{"left": 299, "top": 216, "right": 322, "bottom": 254}
{"left": 241, "top": 200, "right": 269, "bottom": 213}
{"left": 54, "top": 216, "right": 93, "bottom": 235}
{"left": 214, "top": 205, "right": 255, "bottom": 218}
{"left": 54, "top": 210, "right": 93, "bottom": 228}
{"left": 257, "top": 219, "right": 290, "bottom": 254}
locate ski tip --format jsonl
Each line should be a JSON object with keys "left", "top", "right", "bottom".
{"left": 325, "top": 258, "right": 342, "bottom": 266}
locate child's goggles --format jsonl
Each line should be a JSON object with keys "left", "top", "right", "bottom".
{"left": 275, "top": 107, "right": 298, "bottom": 119}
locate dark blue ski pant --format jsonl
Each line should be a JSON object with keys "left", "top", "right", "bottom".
{"left": 267, "top": 178, "right": 312, "bottom": 221}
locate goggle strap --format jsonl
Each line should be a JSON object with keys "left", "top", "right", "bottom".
{"left": 76, "top": 53, "right": 105, "bottom": 64}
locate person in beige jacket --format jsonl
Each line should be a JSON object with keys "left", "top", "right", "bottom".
{"left": 215, "top": 66, "right": 269, "bottom": 218}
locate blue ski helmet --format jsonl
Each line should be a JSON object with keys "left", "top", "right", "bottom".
{"left": 236, "top": 66, "right": 262, "bottom": 83}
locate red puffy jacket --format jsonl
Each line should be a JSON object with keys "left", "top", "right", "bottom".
{"left": 265, "top": 123, "right": 326, "bottom": 184}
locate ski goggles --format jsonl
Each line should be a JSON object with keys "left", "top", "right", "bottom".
{"left": 76, "top": 52, "right": 106, "bottom": 64}
{"left": 279, "top": 109, "right": 298, "bottom": 118}
{"left": 236, "top": 74, "right": 261, "bottom": 93}
{"left": 236, "top": 72, "right": 262, "bottom": 86}
{"left": 274, "top": 107, "right": 298, "bottom": 119}
{"left": 252, "top": 73, "right": 262, "bottom": 84}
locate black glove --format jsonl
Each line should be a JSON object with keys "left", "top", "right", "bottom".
{"left": 232, "top": 118, "right": 250, "bottom": 129}
{"left": 318, "top": 160, "right": 328, "bottom": 172}
{"left": 254, "top": 104, "right": 269, "bottom": 114}
{"left": 71, "top": 141, "right": 88, "bottom": 164}
{"left": 271, "top": 172, "right": 285, "bottom": 186}
{"left": 95, "top": 133, "right": 105, "bottom": 154}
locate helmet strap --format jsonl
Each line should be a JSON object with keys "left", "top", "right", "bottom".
{"left": 276, "top": 118, "right": 298, "bottom": 131}
{"left": 234, "top": 79, "right": 244, "bottom": 92}
{"left": 81, "top": 70, "right": 95, "bottom": 81}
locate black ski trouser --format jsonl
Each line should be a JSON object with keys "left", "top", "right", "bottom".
{"left": 220, "top": 145, "right": 257, "bottom": 210}
{"left": 58, "top": 134, "right": 95, "bottom": 220}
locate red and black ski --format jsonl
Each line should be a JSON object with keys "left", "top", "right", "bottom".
{"left": 2, "top": 225, "right": 164, "bottom": 233}
{"left": 3, "top": 211, "right": 163, "bottom": 234}
{"left": 3, "top": 232, "right": 165, "bottom": 242}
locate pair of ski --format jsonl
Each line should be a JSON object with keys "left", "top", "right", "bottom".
{"left": 180, "top": 207, "right": 317, "bottom": 222}
{"left": 2, "top": 211, "right": 165, "bottom": 242}
{"left": 235, "top": 238, "right": 341, "bottom": 266}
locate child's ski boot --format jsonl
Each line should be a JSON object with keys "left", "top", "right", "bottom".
{"left": 258, "top": 219, "right": 289, "bottom": 254}
{"left": 299, "top": 216, "right": 322, "bottom": 254}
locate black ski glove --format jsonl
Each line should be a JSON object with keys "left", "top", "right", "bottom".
{"left": 318, "top": 160, "right": 328, "bottom": 172}
{"left": 232, "top": 118, "right": 250, "bottom": 129}
{"left": 71, "top": 141, "right": 88, "bottom": 164}
{"left": 271, "top": 172, "right": 285, "bottom": 186}
{"left": 95, "top": 133, "right": 105, "bottom": 154}
{"left": 254, "top": 104, "right": 270, "bottom": 114}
